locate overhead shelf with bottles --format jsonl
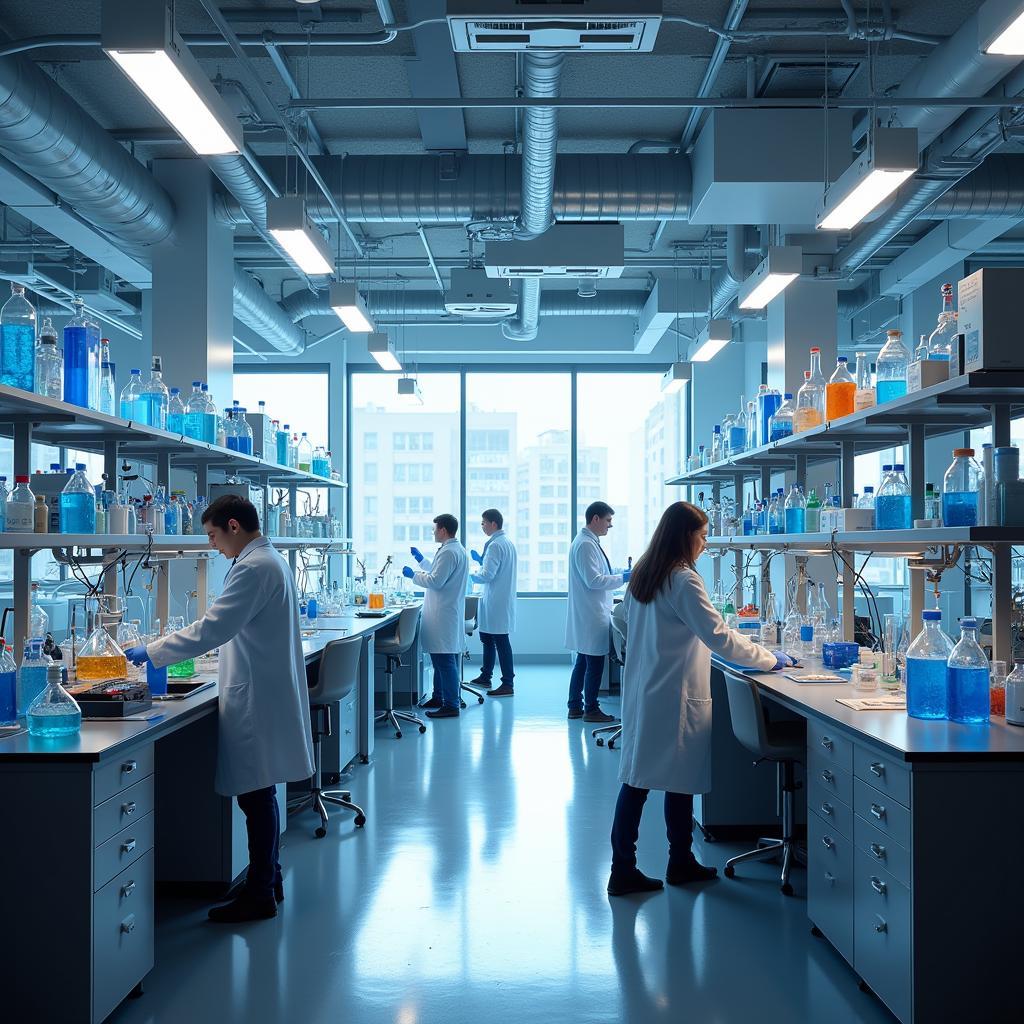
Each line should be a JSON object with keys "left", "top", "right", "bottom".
{"left": 0, "top": 534, "right": 354, "bottom": 553}
{"left": 705, "top": 527, "right": 1024, "bottom": 555}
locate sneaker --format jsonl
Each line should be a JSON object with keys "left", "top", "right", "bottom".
{"left": 274, "top": 882, "right": 284, "bottom": 904}
{"left": 567, "top": 708, "right": 584, "bottom": 720}
{"left": 488, "top": 684, "right": 514, "bottom": 697}
{"left": 425, "top": 707, "right": 460, "bottom": 719}
{"left": 419, "top": 696, "right": 442, "bottom": 710}
{"left": 469, "top": 675, "right": 493, "bottom": 689}
{"left": 208, "top": 894, "right": 278, "bottom": 923}
{"left": 583, "top": 709, "right": 617, "bottom": 724}
{"left": 607, "top": 869, "right": 664, "bottom": 897}
{"left": 666, "top": 859, "right": 719, "bottom": 886}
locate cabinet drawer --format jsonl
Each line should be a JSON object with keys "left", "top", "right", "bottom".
{"left": 807, "top": 810, "right": 854, "bottom": 965}
{"left": 853, "top": 851, "right": 912, "bottom": 1024}
{"left": 809, "top": 752, "right": 853, "bottom": 807}
{"left": 806, "top": 716, "right": 853, "bottom": 771}
{"left": 855, "top": 813, "right": 911, "bottom": 890}
{"left": 94, "top": 744, "right": 155, "bottom": 806}
{"left": 854, "top": 745, "right": 911, "bottom": 808}
{"left": 94, "top": 775, "right": 155, "bottom": 847}
{"left": 93, "top": 849, "right": 154, "bottom": 1024}
{"left": 853, "top": 778, "right": 911, "bottom": 850}
{"left": 808, "top": 778, "right": 853, "bottom": 840}
{"left": 94, "top": 811, "right": 154, "bottom": 892}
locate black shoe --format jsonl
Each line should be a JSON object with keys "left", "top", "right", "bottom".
{"left": 208, "top": 894, "right": 278, "bottom": 923}
{"left": 666, "top": 859, "right": 719, "bottom": 886}
{"left": 469, "top": 675, "right": 493, "bottom": 689}
{"left": 425, "top": 707, "right": 460, "bottom": 719}
{"left": 567, "top": 708, "right": 584, "bottom": 720}
{"left": 607, "top": 869, "right": 665, "bottom": 897}
{"left": 583, "top": 709, "right": 617, "bottom": 724}
{"left": 274, "top": 882, "right": 284, "bottom": 904}
{"left": 488, "top": 684, "right": 514, "bottom": 697}
{"left": 420, "top": 696, "right": 442, "bottom": 710}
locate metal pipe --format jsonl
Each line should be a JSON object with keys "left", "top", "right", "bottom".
{"left": 926, "top": 155, "right": 1024, "bottom": 217}
{"left": 233, "top": 267, "right": 305, "bottom": 355}
{"left": 418, "top": 226, "right": 444, "bottom": 293}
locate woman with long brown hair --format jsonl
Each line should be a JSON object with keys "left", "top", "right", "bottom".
{"left": 607, "top": 501, "right": 793, "bottom": 896}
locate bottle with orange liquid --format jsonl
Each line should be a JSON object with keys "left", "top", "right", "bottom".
{"left": 75, "top": 624, "right": 128, "bottom": 682}
{"left": 826, "top": 356, "right": 856, "bottom": 420}
{"left": 794, "top": 372, "right": 822, "bottom": 433}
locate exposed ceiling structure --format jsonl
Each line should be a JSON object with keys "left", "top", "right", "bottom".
{"left": 0, "top": 0, "right": 1022, "bottom": 361}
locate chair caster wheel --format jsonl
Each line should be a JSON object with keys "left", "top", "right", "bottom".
{"left": 723, "top": 865, "right": 735, "bottom": 878}
{"left": 129, "top": 981, "right": 144, "bottom": 999}
{"left": 478, "top": 696, "right": 484, "bottom": 704}
{"left": 315, "top": 826, "right": 327, "bottom": 838}
{"left": 460, "top": 700, "right": 467, "bottom": 709}
{"left": 596, "top": 738, "right": 605, "bottom": 746}
{"left": 419, "top": 725, "right": 427, "bottom": 733}
{"left": 326, "top": 772, "right": 341, "bottom": 785}
{"left": 608, "top": 740, "right": 616, "bottom": 750}
{"left": 355, "top": 815, "right": 366, "bottom": 828}
{"left": 811, "top": 925, "right": 823, "bottom": 938}
{"left": 395, "top": 730, "right": 403, "bottom": 739}
{"left": 359, "top": 755, "right": 369, "bottom": 764}
{"left": 781, "top": 882, "right": 794, "bottom": 896}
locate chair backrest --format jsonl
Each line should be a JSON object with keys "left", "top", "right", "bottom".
{"left": 723, "top": 671, "right": 772, "bottom": 757}
{"left": 464, "top": 594, "right": 479, "bottom": 634}
{"left": 610, "top": 602, "right": 627, "bottom": 664}
{"left": 308, "top": 634, "right": 362, "bottom": 704}
{"left": 377, "top": 606, "right": 421, "bottom": 656}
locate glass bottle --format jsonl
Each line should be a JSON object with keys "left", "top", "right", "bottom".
{"left": 27, "top": 663, "right": 81, "bottom": 737}
{"left": 806, "top": 488, "right": 822, "bottom": 532}
{"left": 33, "top": 494, "right": 47, "bottom": 533}
{"left": 784, "top": 484, "right": 806, "bottom": 534}
{"left": 990, "top": 660, "right": 1007, "bottom": 717}
{"left": 914, "top": 334, "right": 929, "bottom": 363}
{"left": 184, "top": 382, "right": 205, "bottom": 440}
{"left": 0, "top": 475, "right": 8, "bottom": 532}
{"left": 60, "top": 464, "right": 96, "bottom": 534}
{"left": 164, "top": 494, "right": 180, "bottom": 535}
{"left": 768, "top": 489, "right": 786, "bottom": 534}
{"left": 768, "top": 393, "right": 795, "bottom": 441}
{"left": 277, "top": 422, "right": 291, "bottom": 465}
{"left": 875, "top": 463, "right": 912, "bottom": 530}
{"left": 926, "top": 282, "right": 956, "bottom": 360}
{"left": 17, "top": 638, "right": 51, "bottom": 715}
{"left": 202, "top": 384, "right": 222, "bottom": 445}
{"left": 33, "top": 317, "right": 63, "bottom": 400}
{"left": 141, "top": 355, "right": 169, "bottom": 429}
{"left": 0, "top": 640, "right": 16, "bottom": 726}
{"left": 745, "top": 400, "right": 757, "bottom": 451}
{"left": 0, "top": 281, "right": 36, "bottom": 393}
{"left": 312, "top": 446, "right": 330, "bottom": 477}
{"left": 221, "top": 407, "right": 237, "bottom": 450}
{"left": 942, "top": 447, "right": 983, "bottom": 527}
{"left": 906, "top": 609, "right": 955, "bottom": 719}
{"left": 947, "top": 617, "right": 990, "bottom": 724}
{"left": 727, "top": 396, "right": 747, "bottom": 456}
{"left": 1006, "top": 660, "right": 1024, "bottom": 727}
{"left": 62, "top": 295, "right": 100, "bottom": 410}
{"left": 924, "top": 482, "right": 941, "bottom": 522}
{"left": 100, "top": 356, "right": 116, "bottom": 417}
{"left": 167, "top": 387, "right": 187, "bottom": 435}
{"left": 76, "top": 625, "right": 128, "bottom": 683}
{"left": 6, "top": 475, "right": 35, "bottom": 532}
{"left": 30, "top": 582, "right": 48, "bottom": 639}
{"left": 875, "top": 329, "right": 910, "bottom": 404}
{"left": 826, "top": 356, "right": 856, "bottom": 420}
{"left": 119, "top": 368, "right": 145, "bottom": 421}
{"left": 233, "top": 409, "right": 254, "bottom": 456}
{"left": 857, "top": 486, "right": 876, "bottom": 510}
{"left": 289, "top": 432, "right": 299, "bottom": 469}
{"left": 758, "top": 385, "right": 782, "bottom": 446}
{"left": 710, "top": 424, "right": 723, "bottom": 463}
{"left": 853, "top": 352, "right": 875, "bottom": 411}
{"left": 795, "top": 371, "right": 823, "bottom": 433}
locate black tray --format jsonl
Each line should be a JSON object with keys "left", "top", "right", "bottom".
{"left": 78, "top": 696, "right": 153, "bottom": 718}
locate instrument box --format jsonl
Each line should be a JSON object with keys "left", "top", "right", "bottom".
{"left": 958, "top": 269, "right": 1024, "bottom": 373}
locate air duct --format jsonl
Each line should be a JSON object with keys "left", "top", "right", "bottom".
{"left": 708, "top": 224, "right": 748, "bottom": 317}
{"left": 926, "top": 155, "right": 1024, "bottom": 218}
{"left": 233, "top": 267, "right": 305, "bottom": 355}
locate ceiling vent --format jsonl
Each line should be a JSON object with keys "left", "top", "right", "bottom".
{"left": 757, "top": 58, "right": 860, "bottom": 99}
{"left": 446, "top": 0, "right": 662, "bottom": 51}
{"left": 444, "top": 268, "right": 519, "bottom": 316}
{"left": 485, "top": 224, "right": 625, "bottom": 278}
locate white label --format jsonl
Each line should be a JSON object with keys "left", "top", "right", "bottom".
{"left": 5, "top": 504, "right": 33, "bottom": 531}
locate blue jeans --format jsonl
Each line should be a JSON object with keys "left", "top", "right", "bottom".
{"left": 480, "top": 631, "right": 515, "bottom": 686}
{"left": 568, "top": 652, "right": 605, "bottom": 713}
{"left": 430, "top": 653, "right": 461, "bottom": 711}
{"left": 610, "top": 784, "right": 694, "bottom": 874}
{"left": 237, "top": 785, "right": 281, "bottom": 902}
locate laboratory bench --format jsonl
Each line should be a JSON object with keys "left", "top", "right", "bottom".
{"left": 0, "top": 608, "right": 414, "bottom": 1024}
{"left": 715, "top": 656, "right": 1024, "bottom": 1024}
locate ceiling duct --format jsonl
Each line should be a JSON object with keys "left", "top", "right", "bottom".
{"left": 444, "top": 268, "right": 519, "bottom": 317}
{"left": 485, "top": 225, "right": 625, "bottom": 279}
{"left": 233, "top": 267, "right": 305, "bottom": 356}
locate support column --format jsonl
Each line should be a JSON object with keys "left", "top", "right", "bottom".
{"left": 840, "top": 442, "right": 856, "bottom": 641}
{"left": 13, "top": 422, "right": 31, "bottom": 662}
{"left": 766, "top": 279, "right": 839, "bottom": 398}
{"left": 991, "top": 404, "right": 1012, "bottom": 662}
{"left": 908, "top": 425, "right": 925, "bottom": 639}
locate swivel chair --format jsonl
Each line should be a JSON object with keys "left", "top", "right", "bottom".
{"left": 594, "top": 611, "right": 626, "bottom": 749}
{"left": 460, "top": 594, "right": 484, "bottom": 705}
{"left": 721, "top": 671, "right": 805, "bottom": 894}
{"left": 374, "top": 606, "right": 425, "bottom": 738}
{"left": 289, "top": 634, "right": 367, "bottom": 838}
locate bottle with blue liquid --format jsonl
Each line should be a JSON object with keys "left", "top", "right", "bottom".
{"left": 727, "top": 396, "right": 747, "bottom": 456}
{"left": 62, "top": 296, "right": 100, "bottom": 410}
{"left": 141, "top": 356, "right": 169, "bottom": 429}
{"left": 784, "top": 484, "right": 806, "bottom": 534}
{"left": 119, "top": 369, "right": 145, "bottom": 421}
{"left": 947, "top": 617, "right": 990, "bottom": 724}
{"left": 17, "top": 638, "right": 50, "bottom": 716}
{"left": 167, "top": 388, "right": 187, "bottom": 435}
{"left": 906, "top": 610, "right": 954, "bottom": 719}
{"left": 0, "top": 281, "right": 36, "bottom": 394}
{"left": 27, "top": 663, "right": 81, "bottom": 737}
{"left": 758, "top": 385, "right": 782, "bottom": 446}
{"left": 875, "top": 329, "right": 909, "bottom": 405}
{"left": 768, "top": 394, "right": 795, "bottom": 441}
{"left": 875, "top": 463, "right": 912, "bottom": 530}
{"left": 0, "top": 639, "right": 16, "bottom": 725}
{"left": 941, "top": 448, "right": 983, "bottom": 527}
{"left": 768, "top": 489, "right": 786, "bottom": 535}
{"left": 59, "top": 464, "right": 97, "bottom": 534}
{"left": 277, "top": 423, "right": 292, "bottom": 465}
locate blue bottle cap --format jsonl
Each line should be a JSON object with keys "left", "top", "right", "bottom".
{"left": 75, "top": 463, "right": 86, "bottom": 471}
{"left": 130, "top": 368, "right": 140, "bottom": 375}
{"left": 49, "top": 464, "right": 59, "bottom": 471}
{"left": 201, "top": 383, "right": 209, "bottom": 391}
{"left": 170, "top": 387, "right": 180, "bottom": 395}
{"left": 800, "top": 625, "right": 814, "bottom": 641}
{"left": 783, "top": 393, "right": 793, "bottom": 399}
{"left": 838, "top": 356, "right": 848, "bottom": 363}
{"left": 893, "top": 463, "right": 905, "bottom": 471}
{"left": 864, "top": 486, "right": 874, "bottom": 493}
{"left": 983, "top": 442, "right": 993, "bottom": 448}
{"left": 882, "top": 464, "right": 892, "bottom": 472}
{"left": 960, "top": 617, "right": 978, "bottom": 628}
{"left": 192, "top": 381, "right": 202, "bottom": 387}
{"left": 922, "top": 609, "right": 941, "bottom": 620}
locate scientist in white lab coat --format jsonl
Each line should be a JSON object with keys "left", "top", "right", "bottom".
{"left": 404, "top": 513, "right": 469, "bottom": 718}
{"left": 607, "top": 500, "right": 794, "bottom": 897}
{"left": 124, "top": 495, "right": 314, "bottom": 923}
{"left": 565, "top": 500, "right": 629, "bottom": 723}
{"left": 468, "top": 508, "right": 518, "bottom": 697}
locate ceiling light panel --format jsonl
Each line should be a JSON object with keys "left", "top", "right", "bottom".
{"left": 330, "top": 282, "right": 375, "bottom": 333}
{"left": 267, "top": 197, "right": 333, "bottom": 276}
{"left": 737, "top": 247, "right": 802, "bottom": 310}
{"left": 367, "top": 333, "right": 402, "bottom": 372}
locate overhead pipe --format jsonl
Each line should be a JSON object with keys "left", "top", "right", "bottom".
{"left": 925, "top": 156, "right": 1024, "bottom": 217}
{"left": 709, "top": 225, "right": 749, "bottom": 317}
{"left": 233, "top": 267, "right": 305, "bottom": 356}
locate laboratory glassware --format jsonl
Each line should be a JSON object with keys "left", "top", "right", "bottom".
{"left": 166, "top": 616, "right": 196, "bottom": 678}
{"left": 17, "top": 638, "right": 50, "bottom": 715}
{"left": 726, "top": 396, "right": 747, "bottom": 456}
{"left": 942, "top": 448, "right": 983, "bottom": 527}
{"left": 857, "top": 486, "right": 876, "bottom": 510}
{"left": 926, "top": 282, "right": 956, "bottom": 360}
{"left": 914, "top": 334, "right": 929, "bottom": 363}
{"left": 119, "top": 369, "right": 145, "bottom": 421}
{"left": 794, "top": 370, "right": 823, "bottom": 433}
{"left": 710, "top": 424, "right": 723, "bottom": 462}
{"left": 62, "top": 295, "right": 100, "bottom": 410}
{"left": 924, "top": 483, "right": 941, "bottom": 522}
{"left": 875, "top": 463, "right": 912, "bottom": 530}
{"left": 167, "top": 388, "right": 187, "bottom": 434}
{"left": 906, "top": 609, "right": 955, "bottom": 719}
{"left": 990, "top": 660, "right": 1007, "bottom": 717}
{"left": 880, "top": 613, "right": 905, "bottom": 690}
{"left": 33, "top": 317, "right": 62, "bottom": 400}
{"left": 6, "top": 476, "right": 35, "bottom": 532}
{"left": 0, "top": 640, "right": 16, "bottom": 725}
{"left": 277, "top": 422, "right": 291, "bottom": 465}
{"left": 768, "top": 490, "right": 785, "bottom": 534}
{"left": 228, "top": 409, "right": 254, "bottom": 455}
{"left": 758, "top": 386, "right": 782, "bottom": 446}
{"left": 0, "top": 475, "right": 7, "bottom": 532}
{"left": 853, "top": 352, "right": 875, "bottom": 411}
{"left": 1005, "top": 660, "right": 1024, "bottom": 726}
{"left": 947, "top": 617, "right": 990, "bottom": 724}
{"left": 768, "top": 393, "right": 795, "bottom": 441}
{"left": 805, "top": 489, "right": 822, "bottom": 532}
{"left": 60, "top": 464, "right": 96, "bottom": 534}
{"left": 141, "top": 355, "right": 169, "bottom": 429}
{"left": 784, "top": 485, "right": 806, "bottom": 534}
{"left": 825, "top": 356, "right": 856, "bottom": 420}
{"left": 875, "top": 329, "right": 909, "bottom": 404}
{"left": 99, "top": 343, "right": 116, "bottom": 416}
{"left": 27, "top": 663, "right": 82, "bottom": 737}
{"left": 75, "top": 625, "right": 128, "bottom": 683}
{"left": 745, "top": 400, "right": 757, "bottom": 450}
{"left": 0, "top": 281, "right": 36, "bottom": 393}
{"left": 33, "top": 495, "right": 47, "bottom": 533}
{"left": 30, "top": 583, "right": 48, "bottom": 638}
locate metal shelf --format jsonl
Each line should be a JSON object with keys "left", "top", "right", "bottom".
{"left": 705, "top": 527, "right": 1024, "bottom": 556}
{"left": 0, "top": 533, "right": 352, "bottom": 553}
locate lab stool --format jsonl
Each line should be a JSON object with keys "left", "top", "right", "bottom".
{"left": 374, "top": 606, "right": 424, "bottom": 738}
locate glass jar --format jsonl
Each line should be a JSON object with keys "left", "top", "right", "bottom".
{"left": 875, "top": 463, "right": 912, "bottom": 531}
{"left": 875, "top": 329, "right": 910, "bottom": 404}
{"left": 942, "top": 447, "right": 983, "bottom": 527}
{"left": 1005, "top": 660, "right": 1024, "bottom": 726}
{"left": 795, "top": 371, "right": 822, "bottom": 433}
{"left": 947, "top": 617, "right": 990, "bottom": 724}
{"left": 990, "top": 660, "right": 1007, "bottom": 717}
{"left": 905, "top": 609, "right": 954, "bottom": 719}
{"left": 768, "top": 393, "right": 795, "bottom": 441}
{"left": 853, "top": 351, "right": 875, "bottom": 411}
{"left": 826, "top": 356, "right": 856, "bottom": 420}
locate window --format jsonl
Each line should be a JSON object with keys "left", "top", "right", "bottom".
{"left": 364, "top": 497, "right": 377, "bottom": 515}
{"left": 393, "top": 497, "right": 407, "bottom": 514}
{"left": 364, "top": 432, "right": 377, "bottom": 451}
{"left": 423, "top": 464, "right": 433, "bottom": 483}
{"left": 365, "top": 524, "right": 377, "bottom": 542}
{"left": 539, "top": 542, "right": 554, "bottom": 554}
{"left": 393, "top": 433, "right": 406, "bottom": 451}
{"left": 409, "top": 497, "right": 421, "bottom": 515}
{"left": 364, "top": 463, "right": 377, "bottom": 484}
{"left": 393, "top": 464, "right": 406, "bottom": 483}
{"left": 540, "top": 503, "right": 555, "bottom": 516}
{"left": 394, "top": 525, "right": 406, "bottom": 541}
{"left": 540, "top": 485, "right": 554, "bottom": 498}
{"left": 540, "top": 522, "right": 555, "bottom": 536}
{"left": 540, "top": 560, "right": 554, "bottom": 574}
{"left": 423, "top": 497, "right": 434, "bottom": 513}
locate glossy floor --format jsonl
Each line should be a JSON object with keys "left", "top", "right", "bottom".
{"left": 110, "top": 664, "right": 894, "bottom": 1024}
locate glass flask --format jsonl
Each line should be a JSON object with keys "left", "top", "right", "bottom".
{"left": 33, "top": 317, "right": 62, "bottom": 400}
{"left": 924, "top": 483, "right": 941, "bottom": 522}
{"left": 116, "top": 620, "right": 144, "bottom": 682}
{"left": 167, "top": 388, "right": 187, "bottom": 435}
{"left": 0, "top": 281, "right": 36, "bottom": 393}
{"left": 228, "top": 409, "right": 254, "bottom": 456}
{"left": 990, "top": 660, "right": 1007, "bottom": 717}
{"left": 141, "top": 356, "right": 169, "bottom": 429}
{"left": 942, "top": 447, "right": 983, "bottom": 527}
{"left": 725, "top": 396, "right": 747, "bottom": 456}
{"left": 947, "top": 617, "right": 990, "bottom": 724}
{"left": 30, "top": 582, "right": 49, "bottom": 639}
{"left": 906, "top": 609, "right": 954, "bottom": 719}
{"left": 826, "top": 356, "right": 855, "bottom": 420}
{"left": 926, "top": 282, "right": 956, "bottom": 360}
{"left": 745, "top": 400, "right": 757, "bottom": 451}
{"left": 0, "top": 640, "right": 16, "bottom": 725}
{"left": 710, "top": 424, "right": 723, "bottom": 462}
{"left": 17, "top": 638, "right": 50, "bottom": 715}
{"left": 60, "top": 464, "right": 96, "bottom": 534}
{"left": 6, "top": 476, "right": 35, "bottom": 532}
{"left": 1005, "top": 660, "right": 1024, "bottom": 727}
{"left": 784, "top": 484, "right": 806, "bottom": 534}
{"left": 853, "top": 352, "right": 875, "bottom": 411}
{"left": 768, "top": 393, "right": 795, "bottom": 441}
{"left": 27, "top": 663, "right": 81, "bottom": 737}
{"left": 312, "top": 446, "right": 330, "bottom": 477}
{"left": 75, "top": 625, "right": 128, "bottom": 683}
{"left": 166, "top": 616, "right": 196, "bottom": 678}
{"left": 119, "top": 368, "right": 145, "bottom": 422}
{"left": 758, "top": 386, "right": 782, "bottom": 446}
{"left": 875, "top": 329, "right": 909, "bottom": 404}
{"left": 875, "top": 463, "right": 912, "bottom": 530}
{"left": 795, "top": 369, "right": 824, "bottom": 433}
{"left": 62, "top": 295, "right": 100, "bottom": 410}
{"left": 805, "top": 489, "right": 822, "bottom": 532}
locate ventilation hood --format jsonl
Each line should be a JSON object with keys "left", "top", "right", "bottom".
{"left": 444, "top": 268, "right": 519, "bottom": 316}
{"left": 485, "top": 224, "right": 625, "bottom": 278}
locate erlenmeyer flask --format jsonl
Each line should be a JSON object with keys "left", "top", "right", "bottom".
{"left": 76, "top": 624, "right": 128, "bottom": 682}
{"left": 27, "top": 663, "right": 81, "bottom": 737}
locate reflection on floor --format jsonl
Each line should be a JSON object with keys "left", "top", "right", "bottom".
{"left": 110, "top": 663, "right": 895, "bottom": 1024}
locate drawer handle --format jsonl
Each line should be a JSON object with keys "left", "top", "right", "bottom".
{"left": 122, "top": 801, "right": 137, "bottom": 816}
{"left": 121, "top": 880, "right": 136, "bottom": 898}
{"left": 821, "top": 835, "right": 835, "bottom": 850}
{"left": 874, "top": 916, "right": 887, "bottom": 934}
{"left": 870, "top": 842, "right": 887, "bottom": 860}
{"left": 870, "top": 876, "right": 888, "bottom": 895}
{"left": 869, "top": 761, "right": 885, "bottom": 778}
{"left": 820, "top": 801, "right": 834, "bottom": 816}
{"left": 824, "top": 871, "right": 835, "bottom": 887}
{"left": 121, "top": 760, "right": 138, "bottom": 776}
{"left": 121, "top": 914, "right": 136, "bottom": 935}
{"left": 121, "top": 838, "right": 136, "bottom": 855}
{"left": 821, "top": 769, "right": 834, "bottom": 784}
{"left": 870, "top": 802, "right": 886, "bottom": 821}
{"left": 820, "top": 736, "right": 833, "bottom": 750}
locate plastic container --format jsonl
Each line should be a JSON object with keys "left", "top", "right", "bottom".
{"left": 0, "top": 641, "right": 17, "bottom": 725}
{"left": 906, "top": 609, "right": 955, "bottom": 719}
{"left": 947, "top": 617, "right": 990, "bottom": 724}
{"left": 119, "top": 369, "right": 145, "bottom": 422}
{"left": 75, "top": 625, "right": 128, "bottom": 683}
{"left": 926, "top": 282, "right": 956, "bottom": 360}
{"left": 0, "top": 281, "right": 36, "bottom": 393}
{"left": 853, "top": 352, "right": 875, "bottom": 411}
{"left": 784, "top": 485, "right": 806, "bottom": 534}
{"left": 942, "top": 448, "right": 983, "bottom": 527}
{"left": 297, "top": 432, "right": 313, "bottom": 472}
{"left": 875, "top": 329, "right": 909, "bottom": 404}
{"left": 33, "top": 317, "right": 62, "bottom": 400}
{"left": 62, "top": 295, "right": 100, "bottom": 410}
{"left": 768, "top": 393, "right": 795, "bottom": 441}
{"left": 141, "top": 356, "right": 169, "bottom": 429}
{"left": 822, "top": 641, "right": 860, "bottom": 670}
{"left": 17, "top": 638, "right": 50, "bottom": 715}
{"left": 167, "top": 388, "right": 187, "bottom": 435}
{"left": 1006, "top": 660, "right": 1024, "bottom": 726}
{"left": 826, "top": 356, "right": 856, "bottom": 420}
{"left": 758, "top": 386, "right": 782, "bottom": 446}
{"left": 6, "top": 476, "right": 35, "bottom": 532}
{"left": 60, "top": 464, "right": 96, "bottom": 534}
{"left": 277, "top": 423, "right": 291, "bottom": 465}
{"left": 990, "top": 660, "right": 1007, "bottom": 717}
{"left": 147, "top": 661, "right": 168, "bottom": 696}
{"left": 186, "top": 381, "right": 216, "bottom": 443}
{"left": 804, "top": 488, "right": 822, "bottom": 532}
{"left": 27, "top": 663, "right": 81, "bottom": 737}
{"left": 875, "top": 463, "right": 912, "bottom": 530}
{"left": 768, "top": 490, "right": 785, "bottom": 534}
{"left": 994, "top": 445, "right": 1019, "bottom": 484}
{"left": 33, "top": 495, "right": 47, "bottom": 533}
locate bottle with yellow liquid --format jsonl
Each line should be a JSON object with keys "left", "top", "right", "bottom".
{"left": 794, "top": 371, "right": 822, "bottom": 432}
{"left": 75, "top": 624, "right": 128, "bottom": 683}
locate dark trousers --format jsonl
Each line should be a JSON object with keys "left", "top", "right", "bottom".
{"left": 237, "top": 785, "right": 281, "bottom": 902}
{"left": 610, "top": 783, "right": 694, "bottom": 874}
{"left": 430, "top": 652, "right": 461, "bottom": 710}
{"left": 480, "top": 631, "right": 515, "bottom": 686}
{"left": 568, "top": 652, "right": 605, "bottom": 713}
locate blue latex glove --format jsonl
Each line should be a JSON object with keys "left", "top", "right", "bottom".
{"left": 621, "top": 569, "right": 631, "bottom": 584}
{"left": 410, "top": 546, "right": 424, "bottom": 562}
{"left": 471, "top": 574, "right": 484, "bottom": 585}
{"left": 124, "top": 644, "right": 151, "bottom": 667}
{"left": 771, "top": 651, "right": 798, "bottom": 671}
{"left": 471, "top": 549, "right": 483, "bottom": 564}
{"left": 402, "top": 565, "right": 415, "bottom": 579}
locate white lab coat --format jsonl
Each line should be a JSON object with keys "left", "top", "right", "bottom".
{"left": 414, "top": 539, "right": 469, "bottom": 654}
{"left": 564, "top": 527, "right": 624, "bottom": 656}
{"left": 473, "top": 529, "right": 518, "bottom": 634}
{"left": 147, "top": 537, "right": 315, "bottom": 797}
{"left": 617, "top": 567, "right": 777, "bottom": 794}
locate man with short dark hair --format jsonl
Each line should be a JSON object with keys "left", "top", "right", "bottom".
{"left": 469, "top": 508, "right": 518, "bottom": 697}
{"left": 564, "top": 501, "right": 630, "bottom": 723}
{"left": 124, "top": 495, "right": 314, "bottom": 922}
{"left": 404, "top": 513, "right": 469, "bottom": 717}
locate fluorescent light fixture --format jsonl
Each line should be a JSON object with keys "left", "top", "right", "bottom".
{"left": 817, "top": 128, "right": 918, "bottom": 231}
{"left": 690, "top": 319, "right": 732, "bottom": 362}
{"left": 266, "top": 197, "right": 333, "bottom": 275}
{"left": 980, "top": 0, "right": 1024, "bottom": 53}
{"left": 102, "top": 0, "right": 242, "bottom": 156}
{"left": 367, "top": 332, "right": 402, "bottom": 372}
{"left": 737, "top": 247, "right": 802, "bottom": 310}
{"left": 661, "top": 361, "right": 692, "bottom": 393}
{"left": 329, "top": 281, "right": 374, "bottom": 333}
{"left": 397, "top": 376, "right": 423, "bottom": 404}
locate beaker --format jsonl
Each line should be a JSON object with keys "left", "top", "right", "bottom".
{"left": 881, "top": 614, "right": 906, "bottom": 692}
{"left": 76, "top": 624, "right": 128, "bottom": 682}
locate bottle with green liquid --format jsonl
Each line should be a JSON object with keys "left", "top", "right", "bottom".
{"left": 168, "top": 658, "right": 196, "bottom": 679}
